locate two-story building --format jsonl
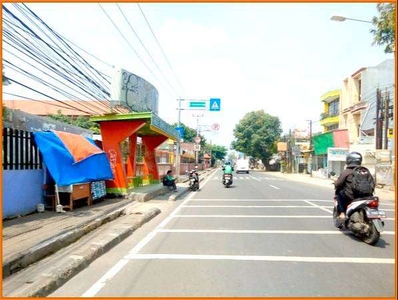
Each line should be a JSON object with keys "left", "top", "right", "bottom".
{"left": 313, "top": 59, "right": 395, "bottom": 184}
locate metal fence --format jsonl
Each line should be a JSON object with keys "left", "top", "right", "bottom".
{"left": 2, "top": 128, "right": 42, "bottom": 170}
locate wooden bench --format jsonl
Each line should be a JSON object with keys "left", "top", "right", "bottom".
{"left": 44, "top": 183, "right": 92, "bottom": 211}
{"left": 63, "top": 183, "right": 92, "bottom": 211}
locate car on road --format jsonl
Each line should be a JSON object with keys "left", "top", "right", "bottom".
{"left": 236, "top": 159, "right": 250, "bottom": 174}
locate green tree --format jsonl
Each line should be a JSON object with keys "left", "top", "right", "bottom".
{"left": 371, "top": 3, "right": 396, "bottom": 53}
{"left": 207, "top": 144, "right": 227, "bottom": 166}
{"left": 49, "top": 110, "right": 100, "bottom": 133}
{"left": 172, "top": 122, "right": 206, "bottom": 147}
{"left": 231, "top": 110, "right": 282, "bottom": 168}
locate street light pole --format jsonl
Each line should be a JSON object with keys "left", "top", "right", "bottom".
{"left": 330, "top": 15, "right": 373, "bottom": 24}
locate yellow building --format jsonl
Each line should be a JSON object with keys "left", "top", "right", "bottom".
{"left": 320, "top": 90, "right": 340, "bottom": 133}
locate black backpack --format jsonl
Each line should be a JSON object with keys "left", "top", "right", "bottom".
{"left": 350, "top": 166, "right": 375, "bottom": 197}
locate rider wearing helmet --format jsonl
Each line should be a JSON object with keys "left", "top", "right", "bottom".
{"left": 334, "top": 151, "right": 363, "bottom": 220}
{"left": 222, "top": 161, "right": 234, "bottom": 184}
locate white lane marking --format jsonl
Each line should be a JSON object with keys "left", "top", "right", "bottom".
{"left": 182, "top": 205, "right": 334, "bottom": 208}
{"left": 269, "top": 185, "right": 280, "bottom": 189}
{"left": 175, "top": 215, "right": 330, "bottom": 218}
{"left": 173, "top": 214, "right": 395, "bottom": 221}
{"left": 249, "top": 175, "right": 261, "bottom": 181}
{"left": 156, "top": 229, "right": 396, "bottom": 235}
{"left": 125, "top": 253, "right": 395, "bottom": 264}
{"left": 191, "top": 199, "right": 332, "bottom": 202}
{"left": 304, "top": 200, "right": 333, "bottom": 214}
{"left": 82, "top": 170, "right": 218, "bottom": 297}
{"left": 82, "top": 259, "right": 129, "bottom": 297}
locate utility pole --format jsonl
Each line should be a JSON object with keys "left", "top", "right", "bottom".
{"left": 375, "top": 88, "right": 383, "bottom": 149}
{"left": 193, "top": 113, "right": 204, "bottom": 166}
{"left": 383, "top": 88, "right": 389, "bottom": 150}
{"left": 175, "top": 99, "right": 182, "bottom": 182}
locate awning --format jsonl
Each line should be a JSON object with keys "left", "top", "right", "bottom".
{"left": 33, "top": 131, "right": 114, "bottom": 186}
{"left": 313, "top": 130, "right": 349, "bottom": 156}
{"left": 90, "top": 112, "right": 180, "bottom": 140}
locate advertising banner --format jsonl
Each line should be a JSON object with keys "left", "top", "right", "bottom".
{"left": 110, "top": 68, "right": 158, "bottom": 114}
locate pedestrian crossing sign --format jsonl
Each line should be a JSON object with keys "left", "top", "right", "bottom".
{"left": 209, "top": 98, "right": 221, "bottom": 111}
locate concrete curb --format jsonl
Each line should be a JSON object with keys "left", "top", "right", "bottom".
{"left": 2, "top": 201, "right": 136, "bottom": 278}
{"left": 7, "top": 207, "right": 161, "bottom": 297}
{"left": 128, "top": 186, "right": 170, "bottom": 202}
{"left": 3, "top": 167, "right": 217, "bottom": 296}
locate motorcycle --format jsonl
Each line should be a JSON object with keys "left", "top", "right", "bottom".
{"left": 187, "top": 169, "right": 199, "bottom": 191}
{"left": 333, "top": 195, "right": 386, "bottom": 245}
{"left": 223, "top": 173, "right": 232, "bottom": 188}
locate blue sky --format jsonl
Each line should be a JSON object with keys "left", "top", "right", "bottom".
{"left": 2, "top": 3, "right": 394, "bottom": 147}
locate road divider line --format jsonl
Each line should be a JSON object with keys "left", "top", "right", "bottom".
{"left": 269, "top": 185, "right": 280, "bottom": 190}
{"left": 81, "top": 172, "right": 215, "bottom": 297}
{"left": 181, "top": 205, "right": 334, "bottom": 208}
{"left": 81, "top": 259, "right": 129, "bottom": 297}
{"left": 190, "top": 199, "right": 332, "bottom": 202}
{"left": 172, "top": 214, "right": 395, "bottom": 221}
{"left": 155, "top": 229, "right": 395, "bottom": 235}
{"left": 249, "top": 175, "right": 261, "bottom": 181}
{"left": 304, "top": 200, "right": 334, "bottom": 214}
{"left": 125, "top": 253, "right": 395, "bottom": 264}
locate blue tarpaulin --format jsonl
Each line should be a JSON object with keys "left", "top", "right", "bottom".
{"left": 33, "top": 131, "right": 114, "bottom": 186}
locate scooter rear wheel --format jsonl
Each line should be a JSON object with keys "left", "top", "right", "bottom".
{"left": 362, "top": 222, "right": 380, "bottom": 245}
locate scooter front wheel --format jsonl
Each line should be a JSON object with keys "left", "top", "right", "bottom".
{"left": 333, "top": 206, "right": 343, "bottom": 229}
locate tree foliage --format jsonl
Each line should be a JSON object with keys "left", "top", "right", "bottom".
{"left": 231, "top": 110, "right": 282, "bottom": 167}
{"left": 172, "top": 122, "right": 207, "bottom": 147}
{"left": 208, "top": 144, "right": 228, "bottom": 165}
{"left": 371, "top": 3, "right": 396, "bottom": 53}
{"left": 49, "top": 110, "right": 100, "bottom": 133}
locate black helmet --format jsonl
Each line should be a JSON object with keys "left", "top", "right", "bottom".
{"left": 346, "top": 151, "right": 362, "bottom": 166}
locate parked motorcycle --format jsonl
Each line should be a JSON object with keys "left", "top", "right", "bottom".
{"left": 333, "top": 195, "right": 386, "bottom": 245}
{"left": 223, "top": 173, "right": 232, "bottom": 188}
{"left": 187, "top": 169, "right": 199, "bottom": 191}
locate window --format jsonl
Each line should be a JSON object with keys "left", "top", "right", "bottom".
{"left": 328, "top": 99, "right": 339, "bottom": 117}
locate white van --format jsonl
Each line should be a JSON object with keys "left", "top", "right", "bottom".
{"left": 236, "top": 159, "right": 250, "bottom": 174}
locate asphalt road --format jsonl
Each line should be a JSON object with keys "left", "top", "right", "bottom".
{"left": 50, "top": 169, "right": 396, "bottom": 297}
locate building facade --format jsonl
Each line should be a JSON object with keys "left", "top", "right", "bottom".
{"left": 314, "top": 59, "right": 394, "bottom": 185}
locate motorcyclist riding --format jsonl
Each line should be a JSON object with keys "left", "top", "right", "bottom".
{"left": 222, "top": 161, "right": 234, "bottom": 185}
{"left": 334, "top": 151, "right": 366, "bottom": 220}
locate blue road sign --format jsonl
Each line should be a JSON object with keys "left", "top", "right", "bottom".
{"left": 175, "top": 126, "right": 184, "bottom": 139}
{"left": 209, "top": 98, "right": 221, "bottom": 111}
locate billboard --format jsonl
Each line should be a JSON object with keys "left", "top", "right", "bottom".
{"left": 110, "top": 68, "right": 158, "bottom": 114}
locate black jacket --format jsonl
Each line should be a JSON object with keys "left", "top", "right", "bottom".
{"left": 334, "top": 164, "right": 357, "bottom": 200}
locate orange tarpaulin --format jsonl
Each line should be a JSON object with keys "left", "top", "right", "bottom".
{"left": 54, "top": 130, "right": 103, "bottom": 163}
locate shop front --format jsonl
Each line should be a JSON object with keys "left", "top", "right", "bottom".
{"left": 312, "top": 129, "right": 349, "bottom": 178}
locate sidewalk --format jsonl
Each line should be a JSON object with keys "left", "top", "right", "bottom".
{"left": 2, "top": 168, "right": 214, "bottom": 280}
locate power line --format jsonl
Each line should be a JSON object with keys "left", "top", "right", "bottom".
{"left": 98, "top": 3, "right": 175, "bottom": 98}
{"left": 2, "top": 3, "right": 132, "bottom": 114}
{"left": 137, "top": 3, "right": 186, "bottom": 94}
{"left": 5, "top": 77, "right": 93, "bottom": 114}
{"left": 116, "top": 3, "right": 180, "bottom": 96}
{"left": 3, "top": 4, "right": 109, "bottom": 101}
